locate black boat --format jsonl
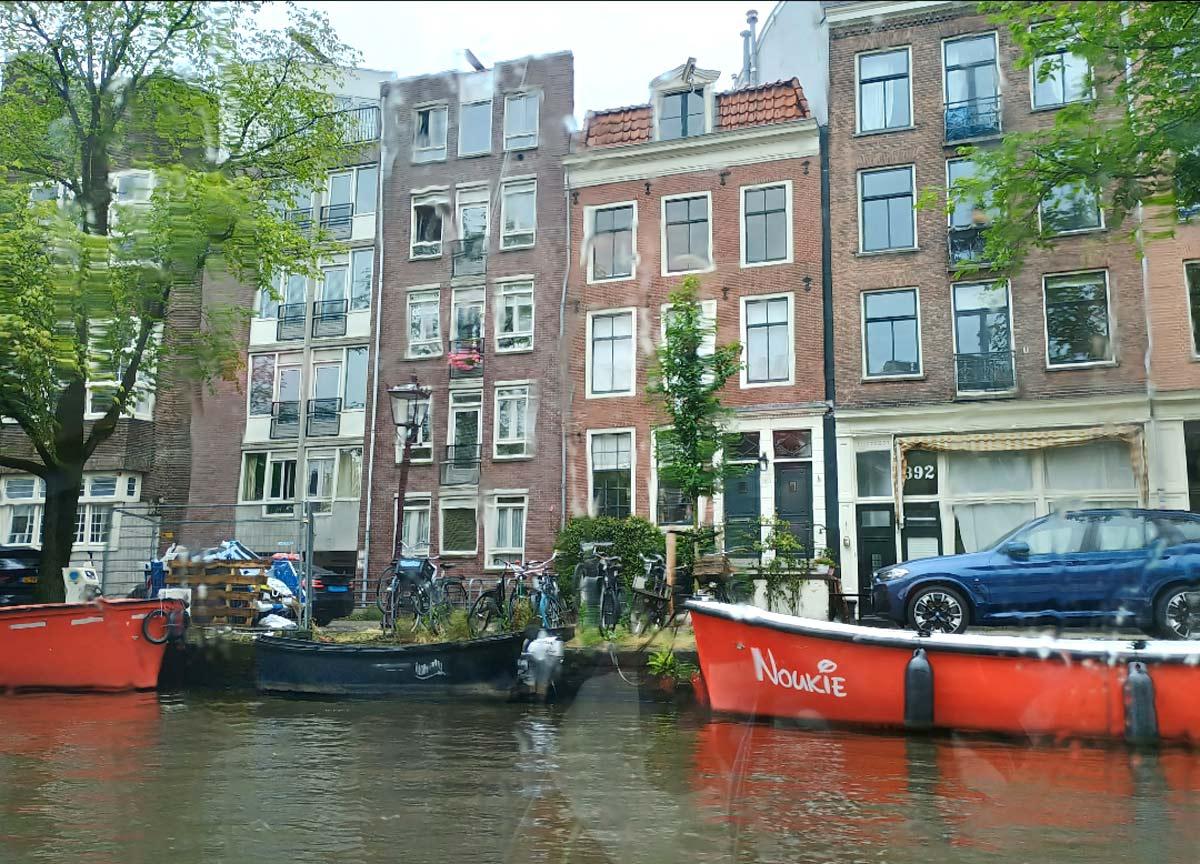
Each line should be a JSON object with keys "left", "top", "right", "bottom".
{"left": 254, "top": 632, "right": 528, "bottom": 697}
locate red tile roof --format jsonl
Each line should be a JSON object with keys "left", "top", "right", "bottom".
{"left": 583, "top": 78, "right": 810, "bottom": 149}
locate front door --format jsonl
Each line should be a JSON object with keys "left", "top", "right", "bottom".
{"left": 774, "top": 463, "right": 813, "bottom": 557}
{"left": 723, "top": 466, "right": 760, "bottom": 555}
{"left": 857, "top": 504, "right": 897, "bottom": 599}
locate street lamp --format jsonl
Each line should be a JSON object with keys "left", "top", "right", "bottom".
{"left": 388, "top": 376, "right": 431, "bottom": 560}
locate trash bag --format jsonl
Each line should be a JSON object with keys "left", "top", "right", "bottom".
{"left": 258, "top": 613, "right": 298, "bottom": 630}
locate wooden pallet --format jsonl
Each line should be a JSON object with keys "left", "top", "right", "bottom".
{"left": 166, "top": 559, "right": 270, "bottom": 625}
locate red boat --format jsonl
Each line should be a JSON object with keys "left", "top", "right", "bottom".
{"left": 688, "top": 599, "right": 1200, "bottom": 744}
{"left": 0, "top": 598, "right": 184, "bottom": 692}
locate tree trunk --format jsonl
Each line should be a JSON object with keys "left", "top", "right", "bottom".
{"left": 37, "top": 465, "right": 85, "bottom": 603}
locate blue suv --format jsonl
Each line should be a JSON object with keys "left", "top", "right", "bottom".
{"left": 871, "top": 509, "right": 1200, "bottom": 639}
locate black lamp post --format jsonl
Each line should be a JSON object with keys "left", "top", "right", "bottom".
{"left": 388, "top": 375, "right": 431, "bottom": 560}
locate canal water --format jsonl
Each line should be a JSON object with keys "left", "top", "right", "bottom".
{"left": 1, "top": 672, "right": 1198, "bottom": 863}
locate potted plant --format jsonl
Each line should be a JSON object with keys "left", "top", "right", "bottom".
{"left": 447, "top": 345, "right": 481, "bottom": 372}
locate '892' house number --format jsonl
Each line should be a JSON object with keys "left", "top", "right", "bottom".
{"left": 904, "top": 464, "right": 935, "bottom": 481}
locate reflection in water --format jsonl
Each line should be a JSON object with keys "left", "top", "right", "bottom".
{"left": 0, "top": 679, "right": 1197, "bottom": 863}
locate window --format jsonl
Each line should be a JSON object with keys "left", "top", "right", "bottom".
{"left": 590, "top": 204, "right": 635, "bottom": 281}
{"left": 344, "top": 347, "right": 368, "bottom": 410}
{"left": 1089, "top": 513, "right": 1153, "bottom": 552}
{"left": 1032, "top": 31, "right": 1090, "bottom": 109}
{"left": 659, "top": 90, "right": 704, "bottom": 140}
{"left": 397, "top": 398, "right": 433, "bottom": 462}
{"left": 1187, "top": 263, "right": 1200, "bottom": 355}
{"left": 259, "top": 272, "right": 305, "bottom": 319}
{"left": 742, "top": 295, "right": 793, "bottom": 385}
{"left": 946, "top": 158, "right": 994, "bottom": 229}
{"left": 742, "top": 183, "right": 790, "bottom": 266}
{"left": 7, "top": 504, "right": 38, "bottom": 545}
{"left": 242, "top": 452, "right": 267, "bottom": 502}
{"left": 413, "top": 105, "right": 448, "bottom": 162}
{"left": 459, "top": 100, "right": 492, "bottom": 156}
{"left": 943, "top": 34, "right": 1000, "bottom": 140}
{"left": 496, "top": 281, "right": 534, "bottom": 352}
{"left": 500, "top": 180, "right": 536, "bottom": 248}
{"left": 249, "top": 356, "right": 274, "bottom": 415}
{"left": 336, "top": 447, "right": 362, "bottom": 498}
{"left": 488, "top": 495, "right": 527, "bottom": 567}
{"left": 353, "top": 165, "right": 377, "bottom": 216}
{"left": 306, "top": 453, "right": 335, "bottom": 514}
{"left": 5, "top": 478, "right": 36, "bottom": 500}
{"left": 350, "top": 248, "right": 373, "bottom": 311}
{"left": 440, "top": 501, "right": 478, "bottom": 554}
{"left": 860, "top": 166, "right": 915, "bottom": 252}
{"left": 457, "top": 185, "right": 489, "bottom": 241}
{"left": 856, "top": 451, "right": 892, "bottom": 497}
{"left": 74, "top": 505, "right": 112, "bottom": 545}
{"left": 653, "top": 430, "right": 693, "bottom": 527}
{"left": 319, "top": 265, "right": 346, "bottom": 306}
{"left": 90, "top": 476, "right": 118, "bottom": 497}
{"left": 1020, "top": 514, "right": 1089, "bottom": 555}
{"left": 410, "top": 194, "right": 445, "bottom": 258}
{"left": 588, "top": 310, "right": 634, "bottom": 397}
{"left": 401, "top": 501, "right": 431, "bottom": 552}
{"left": 863, "top": 289, "right": 921, "bottom": 377}
{"left": 504, "top": 93, "right": 539, "bottom": 150}
{"left": 663, "top": 194, "right": 711, "bottom": 274}
{"left": 494, "top": 385, "right": 529, "bottom": 458}
{"left": 407, "top": 289, "right": 441, "bottom": 358}
{"left": 857, "top": 48, "right": 911, "bottom": 133}
{"left": 590, "top": 431, "right": 633, "bottom": 518}
{"left": 953, "top": 281, "right": 1014, "bottom": 392}
{"left": 1044, "top": 271, "right": 1112, "bottom": 366}
{"left": 241, "top": 452, "right": 297, "bottom": 515}
{"left": 451, "top": 287, "right": 485, "bottom": 342}
{"left": 1041, "top": 180, "right": 1102, "bottom": 234}
{"left": 660, "top": 299, "right": 717, "bottom": 386}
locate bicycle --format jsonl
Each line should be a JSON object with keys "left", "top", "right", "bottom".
{"left": 580, "top": 542, "right": 624, "bottom": 638}
{"left": 375, "top": 543, "right": 468, "bottom": 636}
{"left": 468, "top": 555, "right": 560, "bottom": 636}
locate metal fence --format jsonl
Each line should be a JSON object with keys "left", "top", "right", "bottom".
{"left": 99, "top": 502, "right": 311, "bottom": 600}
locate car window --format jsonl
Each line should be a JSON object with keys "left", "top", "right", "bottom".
{"left": 1021, "top": 516, "right": 1088, "bottom": 555}
{"left": 1158, "top": 516, "right": 1200, "bottom": 545}
{"left": 1089, "top": 514, "right": 1153, "bottom": 552}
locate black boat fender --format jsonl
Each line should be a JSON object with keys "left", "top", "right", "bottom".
{"left": 904, "top": 648, "right": 934, "bottom": 731}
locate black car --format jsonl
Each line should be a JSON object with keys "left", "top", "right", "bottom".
{"left": 304, "top": 563, "right": 355, "bottom": 626}
{"left": 0, "top": 546, "right": 40, "bottom": 606}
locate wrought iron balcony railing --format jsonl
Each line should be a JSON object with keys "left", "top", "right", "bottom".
{"left": 270, "top": 401, "right": 300, "bottom": 439}
{"left": 312, "top": 299, "right": 347, "bottom": 338}
{"left": 955, "top": 351, "right": 1016, "bottom": 394}
{"left": 451, "top": 235, "right": 487, "bottom": 278}
{"left": 306, "top": 397, "right": 342, "bottom": 437}
{"left": 947, "top": 224, "right": 990, "bottom": 267}
{"left": 440, "top": 444, "right": 481, "bottom": 486}
{"left": 944, "top": 95, "right": 1002, "bottom": 143}
{"left": 277, "top": 304, "right": 306, "bottom": 341}
{"left": 447, "top": 338, "right": 483, "bottom": 379}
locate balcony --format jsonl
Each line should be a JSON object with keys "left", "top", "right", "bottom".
{"left": 287, "top": 208, "right": 313, "bottom": 233}
{"left": 270, "top": 401, "right": 300, "bottom": 439}
{"left": 440, "top": 444, "right": 481, "bottom": 486}
{"left": 451, "top": 236, "right": 487, "bottom": 279}
{"left": 944, "top": 95, "right": 1001, "bottom": 143}
{"left": 320, "top": 203, "right": 353, "bottom": 239}
{"left": 955, "top": 351, "right": 1015, "bottom": 394}
{"left": 312, "top": 299, "right": 347, "bottom": 338}
{"left": 306, "top": 398, "right": 342, "bottom": 437}
{"left": 447, "top": 338, "right": 483, "bottom": 379}
{"left": 277, "top": 304, "right": 305, "bottom": 341}
{"left": 947, "top": 224, "right": 989, "bottom": 268}
{"left": 340, "top": 105, "right": 380, "bottom": 144}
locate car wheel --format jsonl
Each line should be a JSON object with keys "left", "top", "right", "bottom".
{"left": 1155, "top": 585, "right": 1200, "bottom": 640}
{"left": 907, "top": 585, "right": 970, "bottom": 635}
{"left": 314, "top": 613, "right": 335, "bottom": 627}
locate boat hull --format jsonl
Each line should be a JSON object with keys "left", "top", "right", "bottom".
{"left": 0, "top": 598, "right": 183, "bottom": 692}
{"left": 255, "top": 632, "right": 528, "bottom": 696}
{"left": 688, "top": 600, "right": 1200, "bottom": 744}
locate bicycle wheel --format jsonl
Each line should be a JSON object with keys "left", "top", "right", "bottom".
{"left": 439, "top": 579, "right": 469, "bottom": 611}
{"left": 599, "top": 587, "right": 619, "bottom": 638}
{"left": 375, "top": 572, "right": 394, "bottom": 614}
{"left": 628, "top": 592, "right": 650, "bottom": 636}
{"left": 468, "top": 592, "right": 504, "bottom": 637}
{"left": 539, "top": 593, "right": 565, "bottom": 629}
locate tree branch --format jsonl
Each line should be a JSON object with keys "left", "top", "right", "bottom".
{"left": 0, "top": 397, "right": 57, "bottom": 467}
{"left": 0, "top": 454, "right": 50, "bottom": 477}
{"left": 82, "top": 315, "right": 154, "bottom": 460}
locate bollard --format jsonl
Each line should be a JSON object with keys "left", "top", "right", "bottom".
{"left": 904, "top": 648, "right": 934, "bottom": 731}
{"left": 1124, "top": 661, "right": 1159, "bottom": 746}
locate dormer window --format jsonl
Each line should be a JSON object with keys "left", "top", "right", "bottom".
{"left": 660, "top": 90, "right": 705, "bottom": 140}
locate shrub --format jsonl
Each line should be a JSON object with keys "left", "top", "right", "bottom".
{"left": 553, "top": 516, "right": 666, "bottom": 594}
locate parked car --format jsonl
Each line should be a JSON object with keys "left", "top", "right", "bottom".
{"left": 872, "top": 508, "right": 1200, "bottom": 639}
{"left": 304, "top": 564, "right": 355, "bottom": 627}
{"left": 0, "top": 546, "right": 40, "bottom": 606}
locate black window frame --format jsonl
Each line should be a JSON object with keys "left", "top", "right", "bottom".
{"left": 859, "top": 166, "right": 915, "bottom": 252}
{"left": 857, "top": 47, "right": 911, "bottom": 133}
{"left": 863, "top": 288, "right": 921, "bottom": 377}
{"left": 592, "top": 204, "right": 634, "bottom": 280}
{"left": 1188, "top": 262, "right": 1200, "bottom": 355}
{"left": 1043, "top": 271, "right": 1112, "bottom": 367}
{"left": 664, "top": 194, "right": 711, "bottom": 273}
{"left": 743, "top": 184, "right": 789, "bottom": 265}
{"left": 659, "top": 89, "right": 705, "bottom": 141}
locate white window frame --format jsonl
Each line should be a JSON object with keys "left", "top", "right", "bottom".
{"left": 1041, "top": 269, "right": 1115, "bottom": 370}
{"left": 585, "top": 307, "right": 637, "bottom": 399}
{"left": 860, "top": 287, "right": 924, "bottom": 380}
{"left": 406, "top": 287, "right": 442, "bottom": 359}
{"left": 661, "top": 299, "right": 718, "bottom": 387}
{"left": 495, "top": 277, "right": 535, "bottom": 353}
{"left": 649, "top": 428, "right": 702, "bottom": 527}
{"left": 438, "top": 497, "right": 479, "bottom": 557}
{"left": 485, "top": 491, "right": 529, "bottom": 569}
{"left": 1029, "top": 23, "right": 1094, "bottom": 111}
{"left": 412, "top": 103, "right": 448, "bottom": 163}
{"left": 585, "top": 200, "right": 638, "bottom": 284}
{"left": 458, "top": 98, "right": 493, "bottom": 157}
{"left": 456, "top": 183, "right": 490, "bottom": 242}
{"left": 854, "top": 46, "right": 914, "bottom": 135}
{"left": 950, "top": 279, "right": 1015, "bottom": 394}
{"left": 410, "top": 190, "right": 447, "bottom": 259}
{"left": 857, "top": 165, "right": 918, "bottom": 254}
{"left": 83, "top": 321, "right": 161, "bottom": 422}
{"left": 401, "top": 496, "right": 432, "bottom": 553}
{"left": 739, "top": 180, "right": 794, "bottom": 268}
{"left": 394, "top": 398, "right": 433, "bottom": 464}
{"left": 660, "top": 190, "right": 715, "bottom": 276}
{"left": 586, "top": 428, "right": 637, "bottom": 519}
{"left": 305, "top": 448, "right": 337, "bottom": 515}
{"left": 739, "top": 293, "right": 795, "bottom": 389}
{"left": 499, "top": 178, "right": 537, "bottom": 249}
{"left": 493, "top": 381, "right": 531, "bottom": 460}
{"left": 450, "top": 286, "right": 486, "bottom": 342}
{"left": 239, "top": 451, "right": 299, "bottom": 517}
{"left": 503, "top": 92, "right": 540, "bottom": 151}
{"left": 334, "top": 446, "right": 364, "bottom": 501}
{"left": 1037, "top": 179, "right": 1105, "bottom": 236}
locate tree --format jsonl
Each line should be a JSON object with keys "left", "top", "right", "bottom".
{"left": 0, "top": 2, "right": 357, "bottom": 600}
{"left": 945, "top": 1, "right": 1200, "bottom": 274}
{"left": 647, "top": 277, "right": 742, "bottom": 547}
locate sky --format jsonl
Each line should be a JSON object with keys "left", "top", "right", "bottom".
{"left": 280, "top": 1, "right": 769, "bottom": 117}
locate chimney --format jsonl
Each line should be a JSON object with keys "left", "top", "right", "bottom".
{"left": 740, "top": 29, "right": 753, "bottom": 88}
{"left": 746, "top": 9, "right": 759, "bottom": 87}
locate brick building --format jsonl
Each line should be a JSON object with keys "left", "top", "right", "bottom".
{"left": 563, "top": 63, "right": 828, "bottom": 557}
{"left": 360, "top": 53, "right": 574, "bottom": 585}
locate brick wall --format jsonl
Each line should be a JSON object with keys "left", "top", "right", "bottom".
{"left": 363, "top": 52, "right": 574, "bottom": 579}
{"left": 565, "top": 155, "right": 825, "bottom": 519}
{"left": 1147, "top": 217, "right": 1200, "bottom": 392}
{"left": 828, "top": 5, "right": 1148, "bottom": 411}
